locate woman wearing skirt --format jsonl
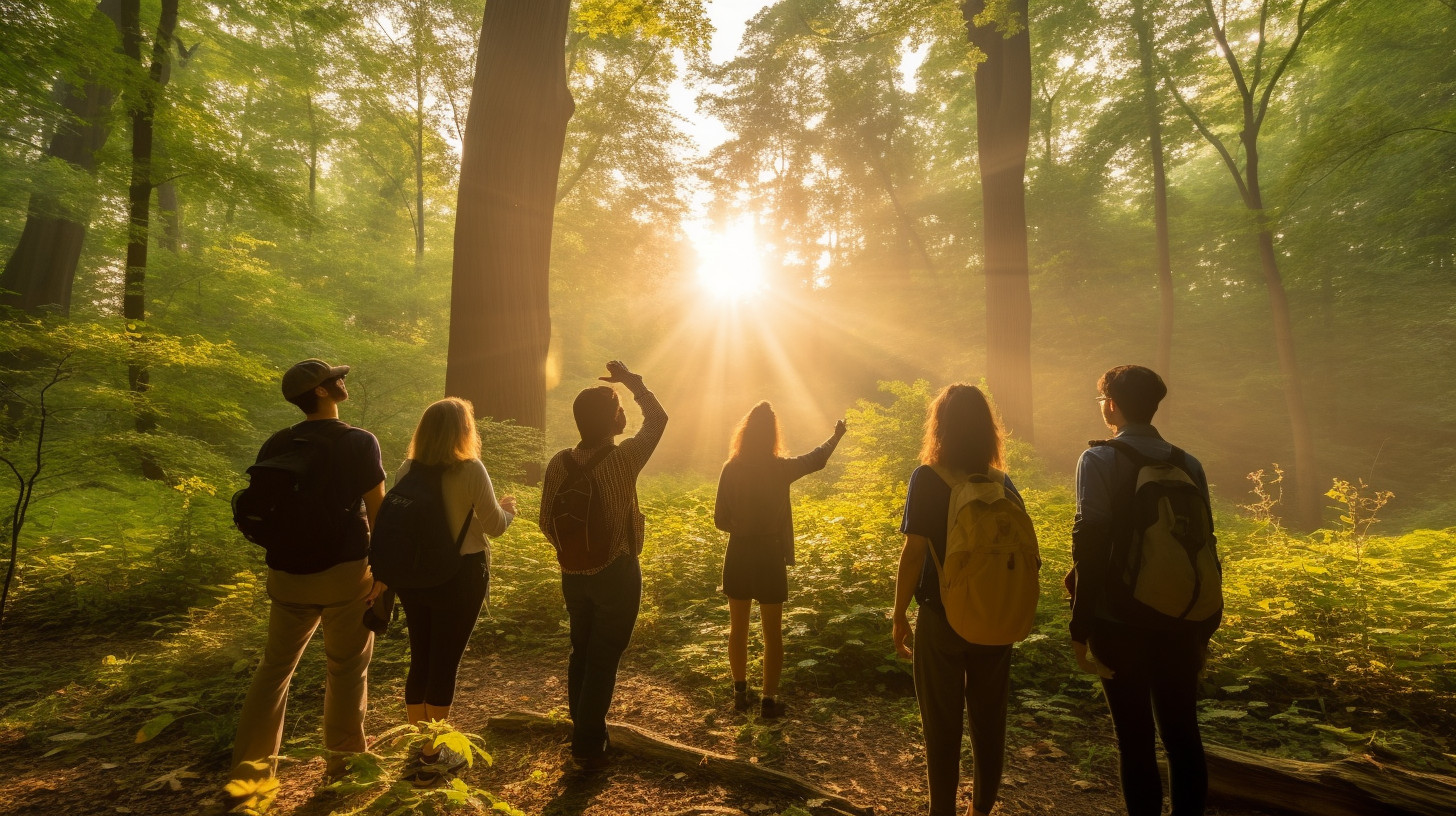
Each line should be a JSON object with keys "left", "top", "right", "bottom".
{"left": 714, "top": 402, "right": 844, "bottom": 718}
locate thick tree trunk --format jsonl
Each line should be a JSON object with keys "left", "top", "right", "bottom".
{"left": 446, "top": 0, "right": 573, "bottom": 441}
{"left": 963, "top": 0, "right": 1034, "bottom": 441}
{"left": 1203, "top": 743, "right": 1456, "bottom": 816}
{"left": 121, "top": 0, "right": 178, "bottom": 481}
{"left": 0, "top": 0, "right": 125, "bottom": 315}
{"left": 1133, "top": 0, "right": 1174, "bottom": 379}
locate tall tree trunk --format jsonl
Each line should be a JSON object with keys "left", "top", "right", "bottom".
{"left": 963, "top": 0, "right": 1034, "bottom": 442}
{"left": 1245, "top": 145, "right": 1319, "bottom": 527}
{"left": 1133, "top": 0, "right": 1174, "bottom": 378}
{"left": 121, "top": 0, "right": 178, "bottom": 481}
{"left": 446, "top": 0, "right": 573, "bottom": 455}
{"left": 414, "top": 20, "right": 426, "bottom": 273}
{"left": 864, "top": 139, "right": 935, "bottom": 276}
{"left": 156, "top": 144, "right": 181, "bottom": 253}
{"left": 0, "top": 0, "right": 125, "bottom": 315}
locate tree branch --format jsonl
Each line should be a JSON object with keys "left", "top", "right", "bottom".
{"left": 1159, "top": 63, "right": 1249, "bottom": 200}
{"left": 1254, "top": 0, "right": 1344, "bottom": 133}
{"left": 1288, "top": 126, "right": 1456, "bottom": 207}
{"left": 1200, "top": 0, "right": 1251, "bottom": 101}
{"left": 1250, "top": 0, "right": 1271, "bottom": 93}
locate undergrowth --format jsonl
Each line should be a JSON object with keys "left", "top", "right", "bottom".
{"left": 1, "top": 379, "right": 1453, "bottom": 814}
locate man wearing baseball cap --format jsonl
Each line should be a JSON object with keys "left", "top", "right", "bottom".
{"left": 229, "top": 359, "right": 387, "bottom": 797}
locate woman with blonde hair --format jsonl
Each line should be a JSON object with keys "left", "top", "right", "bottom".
{"left": 391, "top": 397, "right": 516, "bottom": 784}
{"left": 892, "top": 384, "right": 1023, "bottom": 816}
{"left": 714, "top": 402, "right": 845, "bottom": 718}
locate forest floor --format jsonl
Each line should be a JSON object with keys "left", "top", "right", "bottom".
{"left": 0, "top": 628, "right": 1277, "bottom": 816}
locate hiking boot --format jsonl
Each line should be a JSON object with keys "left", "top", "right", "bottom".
{"left": 733, "top": 686, "right": 751, "bottom": 712}
{"left": 760, "top": 697, "right": 786, "bottom": 719}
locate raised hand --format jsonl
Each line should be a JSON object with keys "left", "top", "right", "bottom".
{"left": 598, "top": 360, "right": 639, "bottom": 384}
{"left": 834, "top": 419, "right": 847, "bottom": 437}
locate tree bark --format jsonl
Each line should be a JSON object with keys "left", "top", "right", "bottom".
{"left": 963, "top": 0, "right": 1035, "bottom": 442}
{"left": 1132, "top": 0, "right": 1175, "bottom": 379}
{"left": 120, "top": 0, "right": 178, "bottom": 481}
{"left": 1203, "top": 743, "right": 1456, "bottom": 816}
{"left": 446, "top": 0, "right": 574, "bottom": 446}
{"left": 0, "top": 0, "right": 125, "bottom": 315}
{"left": 413, "top": 0, "right": 427, "bottom": 272}
{"left": 156, "top": 144, "right": 181, "bottom": 253}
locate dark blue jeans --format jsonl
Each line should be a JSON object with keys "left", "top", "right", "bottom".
{"left": 1089, "top": 621, "right": 1209, "bottom": 816}
{"left": 561, "top": 554, "right": 641, "bottom": 756}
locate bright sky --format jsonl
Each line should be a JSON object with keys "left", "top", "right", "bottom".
{"left": 667, "top": 0, "right": 773, "bottom": 154}
{"left": 669, "top": 2, "right": 773, "bottom": 268}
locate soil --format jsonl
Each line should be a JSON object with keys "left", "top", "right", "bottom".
{"left": 0, "top": 630, "right": 1278, "bottom": 816}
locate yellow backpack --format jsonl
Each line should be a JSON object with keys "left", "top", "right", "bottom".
{"left": 927, "top": 466, "right": 1041, "bottom": 645}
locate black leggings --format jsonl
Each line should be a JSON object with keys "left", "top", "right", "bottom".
{"left": 1089, "top": 622, "right": 1209, "bottom": 816}
{"left": 396, "top": 552, "right": 488, "bottom": 707}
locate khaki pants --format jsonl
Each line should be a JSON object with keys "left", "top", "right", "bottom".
{"left": 230, "top": 558, "right": 375, "bottom": 781}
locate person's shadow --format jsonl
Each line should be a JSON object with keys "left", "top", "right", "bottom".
{"left": 540, "top": 766, "right": 614, "bottom": 816}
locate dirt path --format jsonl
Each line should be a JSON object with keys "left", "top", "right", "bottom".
{"left": 0, "top": 632, "right": 1275, "bottom": 816}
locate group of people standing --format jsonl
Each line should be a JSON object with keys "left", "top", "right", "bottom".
{"left": 227, "top": 357, "right": 1217, "bottom": 816}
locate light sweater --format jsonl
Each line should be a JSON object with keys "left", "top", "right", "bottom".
{"left": 395, "top": 458, "right": 513, "bottom": 564}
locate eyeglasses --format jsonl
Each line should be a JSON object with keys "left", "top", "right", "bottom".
{"left": 1094, "top": 396, "right": 1111, "bottom": 403}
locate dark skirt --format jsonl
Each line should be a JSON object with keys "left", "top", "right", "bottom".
{"left": 721, "top": 534, "right": 788, "bottom": 604}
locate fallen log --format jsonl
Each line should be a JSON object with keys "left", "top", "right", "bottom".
{"left": 487, "top": 711, "right": 872, "bottom": 816}
{"left": 1205, "top": 743, "right": 1456, "bottom": 816}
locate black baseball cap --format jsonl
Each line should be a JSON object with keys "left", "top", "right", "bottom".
{"left": 282, "top": 358, "right": 350, "bottom": 399}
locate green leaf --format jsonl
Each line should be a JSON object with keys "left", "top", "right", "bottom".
{"left": 135, "top": 713, "right": 176, "bottom": 744}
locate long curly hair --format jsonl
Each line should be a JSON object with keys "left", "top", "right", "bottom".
{"left": 728, "top": 401, "right": 786, "bottom": 461}
{"left": 918, "top": 384, "right": 1004, "bottom": 474}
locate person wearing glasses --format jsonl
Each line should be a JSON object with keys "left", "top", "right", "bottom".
{"left": 1068, "top": 365, "right": 1220, "bottom": 816}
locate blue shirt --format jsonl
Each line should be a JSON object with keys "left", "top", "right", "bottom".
{"left": 1070, "top": 423, "right": 1213, "bottom": 640}
{"left": 901, "top": 464, "right": 1023, "bottom": 609}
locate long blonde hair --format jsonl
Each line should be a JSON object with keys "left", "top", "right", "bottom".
{"left": 728, "top": 401, "right": 785, "bottom": 461}
{"left": 407, "top": 397, "right": 481, "bottom": 467}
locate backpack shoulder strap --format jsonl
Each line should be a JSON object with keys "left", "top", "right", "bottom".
{"left": 928, "top": 464, "right": 960, "bottom": 489}
{"left": 1093, "top": 438, "right": 1161, "bottom": 469}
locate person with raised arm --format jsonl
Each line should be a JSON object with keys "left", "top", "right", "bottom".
{"left": 715, "top": 402, "right": 846, "bottom": 718}
{"left": 539, "top": 360, "right": 667, "bottom": 770}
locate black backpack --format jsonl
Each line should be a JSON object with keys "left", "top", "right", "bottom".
{"left": 1095, "top": 440, "right": 1223, "bottom": 627}
{"left": 548, "top": 446, "right": 616, "bottom": 572}
{"left": 232, "top": 423, "right": 356, "bottom": 564}
{"left": 368, "top": 462, "right": 473, "bottom": 590}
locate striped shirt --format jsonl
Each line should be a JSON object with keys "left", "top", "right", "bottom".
{"left": 539, "top": 383, "right": 668, "bottom": 575}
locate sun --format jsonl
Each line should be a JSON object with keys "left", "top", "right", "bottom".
{"left": 693, "top": 218, "right": 766, "bottom": 302}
